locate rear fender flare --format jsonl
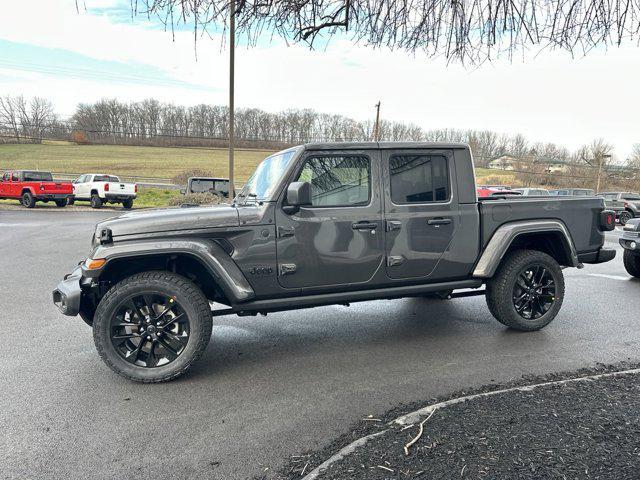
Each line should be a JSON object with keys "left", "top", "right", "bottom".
{"left": 473, "top": 220, "right": 579, "bottom": 278}
{"left": 90, "top": 238, "right": 255, "bottom": 303}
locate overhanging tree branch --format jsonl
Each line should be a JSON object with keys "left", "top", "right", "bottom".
{"left": 129, "top": 0, "right": 640, "bottom": 63}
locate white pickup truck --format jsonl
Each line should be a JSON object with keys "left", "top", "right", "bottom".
{"left": 68, "top": 174, "right": 137, "bottom": 209}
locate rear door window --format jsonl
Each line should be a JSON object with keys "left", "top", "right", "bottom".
{"left": 389, "top": 154, "right": 449, "bottom": 204}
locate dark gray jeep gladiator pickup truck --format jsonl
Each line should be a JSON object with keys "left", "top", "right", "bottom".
{"left": 53, "top": 142, "right": 616, "bottom": 382}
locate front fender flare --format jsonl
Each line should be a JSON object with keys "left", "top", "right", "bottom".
{"left": 88, "top": 238, "right": 255, "bottom": 303}
{"left": 473, "top": 220, "right": 579, "bottom": 278}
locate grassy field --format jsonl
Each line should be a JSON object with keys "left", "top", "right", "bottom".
{"left": 0, "top": 142, "right": 275, "bottom": 183}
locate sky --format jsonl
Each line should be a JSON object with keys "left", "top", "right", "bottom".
{"left": 0, "top": 0, "right": 638, "bottom": 158}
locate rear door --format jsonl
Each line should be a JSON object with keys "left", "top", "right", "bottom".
{"left": 382, "top": 149, "right": 459, "bottom": 280}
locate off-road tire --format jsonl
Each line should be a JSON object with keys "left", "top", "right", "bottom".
{"left": 619, "top": 211, "right": 633, "bottom": 226}
{"left": 21, "top": 191, "right": 35, "bottom": 208}
{"left": 91, "top": 194, "right": 103, "bottom": 209}
{"left": 122, "top": 198, "right": 133, "bottom": 209}
{"left": 486, "top": 249, "right": 564, "bottom": 331}
{"left": 623, "top": 250, "right": 640, "bottom": 278}
{"left": 55, "top": 199, "right": 66, "bottom": 208}
{"left": 93, "top": 271, "right": 213, "bottom": 383}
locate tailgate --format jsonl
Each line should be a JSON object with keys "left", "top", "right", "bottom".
{"left": 107, "top": 182, "right": 136, "bottom": 195}
{"left": 42, "top": 182, "right": 73, "bottom": 194}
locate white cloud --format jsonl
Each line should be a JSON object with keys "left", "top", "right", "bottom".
{"left": 0, "top": 0, "right": 638, "bottom": 157}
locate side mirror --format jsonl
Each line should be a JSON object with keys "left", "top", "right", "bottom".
{"left": 283, "top": 182, "right": 312, "bottom": 214}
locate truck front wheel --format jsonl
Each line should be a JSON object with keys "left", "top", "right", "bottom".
{"left": 93, "top": 271, "right": 213, "bottom": 383}
{"left": 623, "top": 250, "right": 640, "bottom": 278}
{"left": 486, "top": 249, "right": 565, "bottom": 331}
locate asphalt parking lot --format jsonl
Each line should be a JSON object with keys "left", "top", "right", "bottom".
{"left": 0, "top": 209, "right": 636, "bottom": 480}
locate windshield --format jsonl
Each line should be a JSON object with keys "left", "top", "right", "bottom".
{"left": 238, "top": 149, "right": 296, "bottom": 202}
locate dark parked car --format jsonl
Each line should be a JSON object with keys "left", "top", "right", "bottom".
{"left": 619, "top": 219, "right": 640, "bottom": 276}
{"left": 549, "top": 188, "right": 595, "bottom": 196}
{"left": 181, "top": 177, "right": 230, "bottom": 197}
{"left": 598, "top": 191, "right": 640, "bottom": 225}
{"left": 53, "top": 142, "right": 616, "bottom": 382}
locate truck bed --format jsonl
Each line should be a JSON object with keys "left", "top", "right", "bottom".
{"left": 478, "top": 196, "right": 606, "bottom": 255}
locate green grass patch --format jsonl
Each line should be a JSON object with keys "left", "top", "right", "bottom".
{"left": 0, "top": 143, "right": 275, "bottom": 182}
{"left": 134, "top": 188, "right": 182, "bottom": 208}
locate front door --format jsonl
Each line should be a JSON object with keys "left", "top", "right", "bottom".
{"left": 382, "top": 149, "right": 459, "bottom": 280}
{"left": 275, "top": 150, "right": 384, "bottom": 290}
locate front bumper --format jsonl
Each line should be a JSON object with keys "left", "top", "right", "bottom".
{"left": 52, "top": 267, "right": 84, "bottom": 316}
{"left": 620, "top": 232, "right": 640, "bottom": 251}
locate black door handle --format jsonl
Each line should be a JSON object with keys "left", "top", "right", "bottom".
{"left": 427, "top": 218, "right": 452, "bottom": 226}
{"left": 352, "top": 221, "right": 378, "bottom": 230}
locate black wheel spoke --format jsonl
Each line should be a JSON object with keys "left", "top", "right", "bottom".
{"left": 158, "top": 338, "right": 179, "bottom": 359}
{"left": 147, "top": 341, "right": 156, "bottom": 367}
{"left": 128, "top": 299, "right": 145, "bottom": 322}
{"left": 512, "top": 264, "right": 556, "bottom": 321}
{"left": 164, "top": 331, "right": 188, "bottom": 347}
{"left": 162, "top": 313, "right": 186, "bottom": 328}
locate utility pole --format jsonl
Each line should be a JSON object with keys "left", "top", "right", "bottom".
{"left": 373, "top": 101, "right": 381, "bottom": 142}
{"left": 228, "top": 0, "right": 236, "bottom": 199}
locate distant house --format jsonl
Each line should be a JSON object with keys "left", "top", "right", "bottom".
{"left": 488, "top": 155, "right": 519, "bottom": 170}
{"left": 489, "top": 155, "right": 569, "bottom": 174}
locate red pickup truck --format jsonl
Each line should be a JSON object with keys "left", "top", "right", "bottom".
{"left": 0, "top": 170, "right": 73, "bottom": 208}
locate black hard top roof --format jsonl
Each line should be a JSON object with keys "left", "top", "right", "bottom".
{"left": 302, "top": 141, "right": 469, "bottom": 150}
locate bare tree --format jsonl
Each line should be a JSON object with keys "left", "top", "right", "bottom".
{"left": 0, "top": 95, "right": 21, "bottom": 141}
{"left": 578, "top": 138, "right": 614, "bottom": 192}
{"left": 130, "top": 0, "right": 640, "bottom": 64}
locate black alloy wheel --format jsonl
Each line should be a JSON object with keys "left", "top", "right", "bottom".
{"left": 512, "top": 264, "right": 556, "bottom": 320}
{"left": 110, "top": 293, "right": 190, "bottom": 368}
{"left": 619, "top": 211, "right": 633, "bottom": 226}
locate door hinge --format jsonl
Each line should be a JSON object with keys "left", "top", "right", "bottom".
{"left": 279, "top": 263, "right": 297, "bottom": 276}
{"left": 277, "top": 226, "right": 295, "bottom": 238}
{"left": 387, "top": 256, "right": 404, "bottom": 267}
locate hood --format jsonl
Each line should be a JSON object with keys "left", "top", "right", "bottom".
{"left": 96, "top": 204, "right": 240, "bottom": 239}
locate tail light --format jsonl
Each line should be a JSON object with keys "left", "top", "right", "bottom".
{"left": 104, "top": 183, "right": 109, "bottom": 192}
{"left": 599, "top": 210, "right": 615, "bottom": 231}
{"left": 134, "top": 184, "right": 138, "bottom": 193}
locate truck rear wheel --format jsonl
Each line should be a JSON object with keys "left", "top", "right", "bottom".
{"left": 55, "top": 199, "right": 66, "bottom": 208}
{"left": 21, "top": 191, "right": 35, "bottom": 208}
{"left": 486, "top": 249, "right": 564, "bottom": 331}
{"left": 93, "top": 271, "right": 213, "bottom": 383}
{"left": 122, "top": 198, "right": 133, "bottom": 209}
{"left": 91, "top": 194, "right": 103, "bottom": 209}
{"left": 623, "top": 250, "right": 640, "bottom": 278}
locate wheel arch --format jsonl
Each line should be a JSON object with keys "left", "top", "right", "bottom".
{"left": 474, "top": 220, "right": 579, "bottom": 278}
{"left": 21, "top": 187, "right": 35, "bottom": 196}
{"left": 90, "top": 238, "right": 255, "bottom": 306}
